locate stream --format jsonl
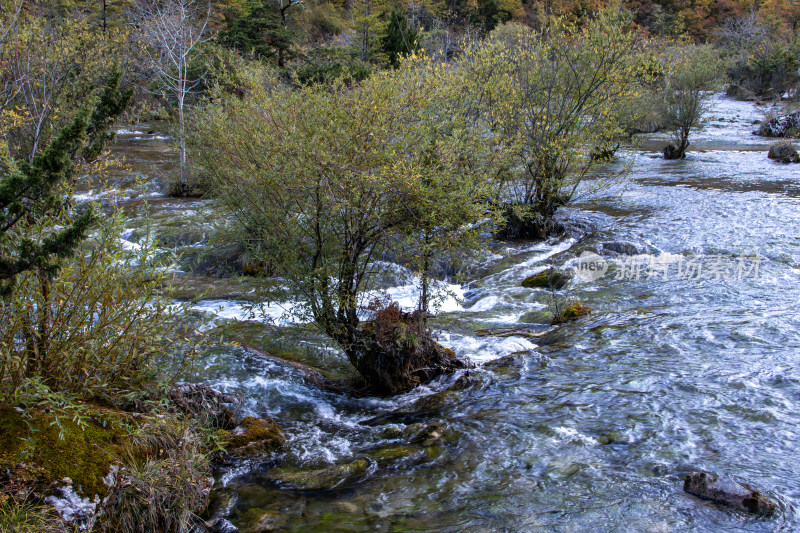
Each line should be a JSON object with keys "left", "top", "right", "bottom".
{"left": 96, "top": 95, "right": 800, "bottom": 532}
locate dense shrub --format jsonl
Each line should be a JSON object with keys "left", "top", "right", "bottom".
{"left": 0, "top": 210, "right": 190, "bottom": 404}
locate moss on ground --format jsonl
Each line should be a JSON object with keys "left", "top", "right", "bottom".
{"left": 0, "top": 405, "right": 132, "bottom": 498}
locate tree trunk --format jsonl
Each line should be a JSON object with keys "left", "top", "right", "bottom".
{"left": 178, "top": 90, "right": 187, "bottom": 185}
{"left": 419, "top": 231, "right": 430, "bottom": 316}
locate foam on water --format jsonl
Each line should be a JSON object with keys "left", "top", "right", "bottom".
{"left": 553, "top": 427, "right": 599, "bottom": 446}
{"left": 439, "top": 331, "right": 538, "bottom": 363}
{"left": 191, "top": 299, "right": 302, "bottom": 327}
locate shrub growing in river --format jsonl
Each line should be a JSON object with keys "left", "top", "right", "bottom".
{"left": 659, "top": 44, "right": 723, "bottom": 160}
{"left": 192, "top": 60, "right": 489, "bottom": 394}
{"left": 459, "top": 12, "right": 643, "bottom": 239}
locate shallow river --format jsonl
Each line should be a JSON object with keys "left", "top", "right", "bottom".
{"left": 108, "top": 96, "right": 800, "bottom": 532}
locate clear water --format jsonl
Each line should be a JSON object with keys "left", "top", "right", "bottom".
{"left": 101, "top": 96, "right": 800, "bottom": 532}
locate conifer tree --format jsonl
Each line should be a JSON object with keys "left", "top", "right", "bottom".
{"left": 383, "top": 4, "right": 417, "bottom": 68}
{"left": 0, "top": 73, "right": 133, "bottom": 295}
{"left": 221, "top": 2, "right": 298, "bottom": 67}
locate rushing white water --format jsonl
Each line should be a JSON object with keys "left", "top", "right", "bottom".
{"left": 107, "top": 95, "right": 800, "bottom": 532}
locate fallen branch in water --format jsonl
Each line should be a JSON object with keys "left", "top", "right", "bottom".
{"left": 239, "top": 345, "right": 348, "bottom": 394}
{"left": 474, "top": 326, "right": 557, "bottom": 339}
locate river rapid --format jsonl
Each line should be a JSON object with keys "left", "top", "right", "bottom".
{"left": 102, "top": 95, "right": 800, "bottom": 532}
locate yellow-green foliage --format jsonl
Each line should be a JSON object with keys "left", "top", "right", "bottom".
{"left": 1, "top": 15, "right": 131, "bottom": 160}
{"left": 0, "top": 209, "right": 190, "bottom": 402}
{"left": 192, "top": 59, "right": 492, "bottom": 341}
{"left": 0, "top": 496, "right": 70, "bottom": 533}
{"left": 302, "top": 1, "right": 348, "bottom": 41}
{"left": 459, "top": 10, "right": 644, "bottom": 234}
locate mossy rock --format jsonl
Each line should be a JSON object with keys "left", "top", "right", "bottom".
{"left": 267, "top": 458, "right": 370, "bottom": 490}
{"left": 364, "top": 445, "right": 421, "bottom": 467}
{"left": 0, "top": 406, "right": 131, "bottom": 498}
{"left": 785, "top": 126, "right": 800, "bottom": 138}
{"left": 767, "top": 141, "right": 800, "bottom": 163}
{"left": 551, "top": 303, "right": 592, "bottom": 325}
{"left": 521, "top": 269, "right": 570, "bottom": 290}
{"left": 403, "top": 421, "right": 447, "bottom": 445}
{"left": 224, "top": 416, "right": 286, "bottom": 457}
{"left": 378, "top": 425, "right": 403, "bottom": 439}
{"left": 519, "top": 309, "right": 553, "bottom": 324}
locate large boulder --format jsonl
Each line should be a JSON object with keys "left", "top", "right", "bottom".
{"left": 684, "top": 471, "right": 777, "bottom": 516}
{"left": 767, "top": 141, "right": 799, "bottom": 163}
{"left": 756, "top": 110, "right": 800, "bottom": 138}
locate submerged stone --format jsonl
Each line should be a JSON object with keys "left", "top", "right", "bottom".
{"left": 683, "top": 471, "right": 777, "bottom": 516}
{"left": 521, "top": 268, "right": 570, "bottom": 290}
{"left": 239, "top": 508, "right": 282, "bottom": 532}
{"left": 408, "top": 390, "right": 458, "bottom": 412}
{"left": 403, "top": 421, "right": 447, "bottom": 445}
{"left": 519, "top": 309, "right": 553, "bottom": 324}
{"left": 364, "top": 445, "right": 422, "bottom": 467}
{"left": 597, "top": 432, "right": 624, "bottom": 445}
{"left": 267, "top": 458, "right": 371, "bottom": 490}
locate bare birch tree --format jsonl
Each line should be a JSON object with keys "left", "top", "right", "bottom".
{"left": 135, "top": 0, "right": 209, "bottom": 187}
{"left": 4, "top": 15, "right": 120, "bottom": 162}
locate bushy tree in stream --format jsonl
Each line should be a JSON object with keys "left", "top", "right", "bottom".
{"left": 660, "top": 44, "right": 723, "bottom": 160}
{"left": 192, "top": 61, "right": 492, "bottom": 395}
{"left": 461, "top": 12, "right": 643, "bottom": 239}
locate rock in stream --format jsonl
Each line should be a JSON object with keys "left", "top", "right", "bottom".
{"left": 683, "top": 471, "right": 777, "bottom": 516}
